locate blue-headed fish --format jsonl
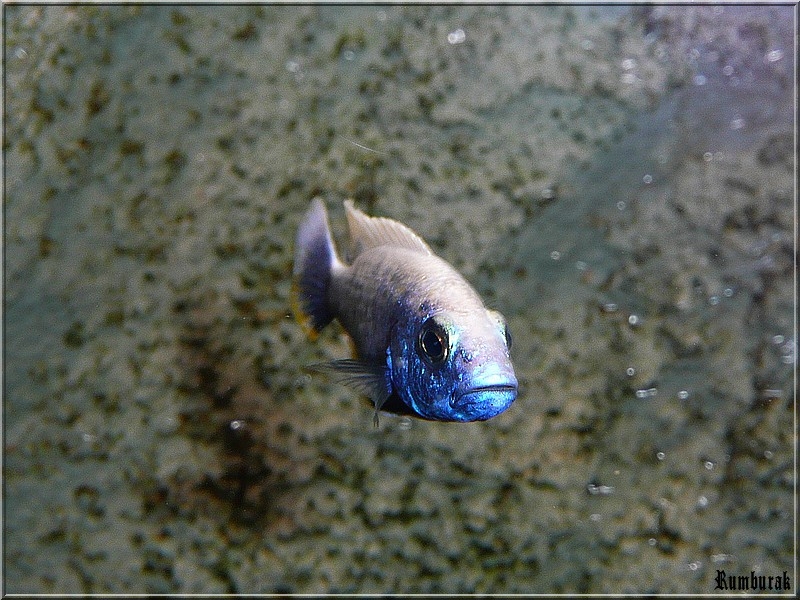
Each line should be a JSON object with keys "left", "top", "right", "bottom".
{"left": 292, "top": 198, "right": 517, "bottom": 424}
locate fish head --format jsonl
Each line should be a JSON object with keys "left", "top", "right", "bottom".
{"left": 390, "top": 308, "right": 517, "bottom": 422}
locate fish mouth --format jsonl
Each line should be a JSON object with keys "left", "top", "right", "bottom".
{"left": 451, "top": 384, "right": 518, "bottom": 421}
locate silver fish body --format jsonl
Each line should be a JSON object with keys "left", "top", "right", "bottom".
{"left": 292, "top": 198, "right": 517, "bottom": 423}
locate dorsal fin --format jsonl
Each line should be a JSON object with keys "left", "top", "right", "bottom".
{"left": 344, "top": 199, "right": 433, "bottom": 258}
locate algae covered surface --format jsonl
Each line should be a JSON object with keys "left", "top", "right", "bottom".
{"left": 3, "top": 4, "right": 795, "bottom": 594}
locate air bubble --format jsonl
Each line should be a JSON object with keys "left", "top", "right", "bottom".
{"left": 616, "top": 200, "right": 626, "bottom": 211}
{"left": 628, "top": 314, "right": 640, "bottom": 326}
{"left": 763, "top": 450, "right": 773, "bottom": 460}
{"left": 447, "top": 28, "right": 466, "bottom": 44}
{"left": 678, "top": 390, "right": 689, "bottom": 400}
{"left": 656, "top": 451, "right": 665, "bottom": 461}
{"left": 703, "top": 152, "right": 713, "bottom": 162}
{"left": 398, "top": 416, "right": 413, "bottom": 430}
{"left": 230, "top": 419, "right": 245, "bottom": 430}
{"left": 589, "top": 513, "right": 602, "bottom": 522}
{"left": 772, "top": 334, "right": 784, "bottom": 345}
{"left": 626, "top": 367, "right": 635, "bottom": 377}
{"left": 693, "top": 74, "right": 707, "bottom": 86}
{"left": 704, "top": 460, "right": 715, "bottom": 470}
{"left": 765, "top": 49, "right": 784, "bottom": 63}
{"left": 730, "top": 118, "right": 745, "bottom": 130}
{"left": 642, "top": 174, "right": 653, "bottom": 184}
{"left": 697, "top": 495, "right": 709, "bottom": 508}
{"left": 587, "top": 483, "right": 615, "bottom": 495}
{"left": 550, "top": 250, "right": 561, "bottom": 260}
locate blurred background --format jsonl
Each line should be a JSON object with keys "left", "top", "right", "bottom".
{"left": 4, "top": 4, "right": 795, "bottom": 593}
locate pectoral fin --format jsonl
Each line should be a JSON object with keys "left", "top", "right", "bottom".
{"left": 309, "top": 359, "right": 392, "bottom": 426}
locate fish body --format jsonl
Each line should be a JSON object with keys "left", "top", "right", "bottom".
{"left": 292, "top": 198, "right": 517, "bottom": 423}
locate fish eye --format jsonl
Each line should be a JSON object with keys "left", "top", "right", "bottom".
{"left": 418, "top": 318, "right": 448, "bottom": 365}
{"left": 504, "top": 325, "right": 512, "bottom": 350}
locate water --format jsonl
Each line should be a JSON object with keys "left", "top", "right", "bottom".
{"left": 3, "top": 4, "right": 794, "bottom": 594}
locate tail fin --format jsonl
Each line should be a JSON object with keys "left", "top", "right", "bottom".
{"left": 292, "top": 198, "right": 340, "bottom": 338}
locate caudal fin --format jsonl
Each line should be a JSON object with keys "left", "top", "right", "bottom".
{"left": 292, "top": 198, "right": 340, "bottom": 338}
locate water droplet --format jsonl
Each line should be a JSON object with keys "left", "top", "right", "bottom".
{"left": 772, "top": 334, "right": 785, "bottom": 345}
{"left": 398, "top": 416, "right": 413, "bottom": 430}
{"left": 616, "top": 200, "right": 626, "bottom": 211}
{"left": 447, "top": 28, "right": 466, "bottom": 44}
{"left": 626, "top": 367, "right": 635, "bottom": 377}
{"left": 648, "top": 538, "right": 657, "bottom": 546}
{"left": 343, "top": 49, "right": 355, "bottom": 61}
{"left": 678, "top": 390, "right": 689, "bottom": 400}
{"left": 723, "top": 287, "right": 733, "bottom": 297}
{"left": 628, "top": 314, "right": 640, "bottom": 326}
{"left": 703, "top": 151, "right": 714, "bottom": 162}
{"left": 688, "top": 561, "right": 699, "bottom": 571}
{"left": 656, "top": 451, "right": 665, "bottom": 461}
{"left": 709, "top": 295, "right": 720, "bottom": 306}
{"left": 642, "top": 174, "right": 653, "bottom": 184}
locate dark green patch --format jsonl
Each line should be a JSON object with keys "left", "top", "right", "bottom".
{"left": 120, "top": 139, "right": 144, "bottom": 156}
{"left": 232, "top": 21, "right": 257, "bottom": 42}
{"left": 104, "top": 310, "right": 125, "bottom": 327}
{"left": 64, "top": 321, "right": 85, "bottom": 348}
{"left": 87, "top": 80, "right": 110, "bottom": 116}
{"left": 39, "top": 236, "right": 55, "bottom": 258}
{"left": 171, "top": 9, "right": 188, "bottom": 26}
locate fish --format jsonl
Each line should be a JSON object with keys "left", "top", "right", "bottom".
{"left": 292, "top": 198, "right": 517, "bottom": 424}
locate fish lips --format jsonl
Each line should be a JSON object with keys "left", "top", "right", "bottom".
{"left": 450, "top": 381, "right": 518, "bottom": 421}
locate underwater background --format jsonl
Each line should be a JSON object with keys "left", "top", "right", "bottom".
{"left": 4, "top": 4, "right": 795, "bottom": 594}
